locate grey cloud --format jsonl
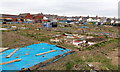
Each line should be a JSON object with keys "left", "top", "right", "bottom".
{"left": 0, "top": 0, "right": 119, "bottom": 17}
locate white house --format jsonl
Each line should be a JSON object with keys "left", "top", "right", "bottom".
{"left": 43, "top": 16, "right": 48, "bottom": 20}
{"left": 96, "top": 19, "right": 101, "bottom": 22}
{"left": 78, "top": 18, "right": 82, "bottom": 21}
{"left": 111, "top": 20, "right": 115, "bottom": 23}
{"left": 87, "top": 18, "right": 93, "bottom": 22}
{"left": 100, "top": 17, "right": 107, "bottom": 23}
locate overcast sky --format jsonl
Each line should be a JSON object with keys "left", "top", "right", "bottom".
{"left": 0, "top": 0, "right": 119, "bottom": 17}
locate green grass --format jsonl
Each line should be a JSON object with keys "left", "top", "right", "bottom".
{"left": 85, "top": 38, "right": 120, "bottom": 50}
{"left": 84, "top": 55, "right": 118, "bottom": 70}
{"left": 65, "top": 61, "right": 75, "bottom": 70}
{"left": 65, "top": 58, "right": 87, "bottom": 70}
{"left": 1, "top": 30, "right": 10, "bottom": 32}
{"left": 101, "top": 63, "right": 118, "bottom": 70}
{"left": 75, "top": 58, "right": 86, "bottom": 64}
{"left": 38, "top": 37, "right": 50, "bottom": 42}
{"left": 65, "top": 55, "right": 118, "bottom": 70}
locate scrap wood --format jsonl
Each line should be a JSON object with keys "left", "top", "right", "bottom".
{"left": 0, "top": 47, "right": 9, "bottom": 53}
{"left": 36, "top": 50, "right": 56, "bottom": 56}
{"left": 6, "top": 48, "right": 19, "bottom": 58}
{"left": 0, "top": 59, "right": 21, "bottom": 65}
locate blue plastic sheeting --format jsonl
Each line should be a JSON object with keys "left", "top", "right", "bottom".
{"left": 80, "top": 26, "right": 89, "bottom": 28}
{"left": 22, "top": 21, "right": 28, "bottom": 23}
{"left": 22, "top": 21, "right": 33, "bottom": 24}
{"left": 79, "top": 38, "right": 84, "bottom": 40}
{"left": 0, "top": 22, "right": 2, "bottom": 24}
{"left": 1, "top": 43, "right": 70, "bottom": 70}
{"left": 12, "top": 22, "right": 19, "bottom": 24}
{"left": 43, "top": 22, "right": 52, "bottom": 28}
{"left": 83, "top": 22, "right": 87, "bottom": 25}
{"left": 43, "top": 23, "right": 47, "bottom": 27}
{"left": 58, "top": 21, "right": 67, "bottom": 23}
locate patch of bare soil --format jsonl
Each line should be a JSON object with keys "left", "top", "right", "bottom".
{"left": 106, "top": 48, "right": 119, "bottom": 66}
{"left": 2, "top": 32, "right": 40, "bottom": 48}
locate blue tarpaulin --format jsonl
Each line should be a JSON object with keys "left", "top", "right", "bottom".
{"left": 1, "top": 43, "right": 71, "bottom": 70}
{"left": 80, "top": 26, "right": 89, "bottom": 28}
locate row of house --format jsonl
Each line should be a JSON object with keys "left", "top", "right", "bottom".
{"left": 0, "top": 13, "right": 119, "bottom": 24}
{"left": 0, "top": 13, "right": 49, "bottom": 24}
{"left": 57, "top": 16, "right": 119, "bottom": 24}
{"left": 43, "top": 14, "right": 119, "bottom": 25}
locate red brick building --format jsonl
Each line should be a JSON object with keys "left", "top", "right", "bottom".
{"left": 0, "top": 14, "right": 22, "bottom": 24}
{"left": 32, "top": 13, "right": 44, "bottom": 23}
{"left": 19, "top": 13, "right": 32, "bottom": 19}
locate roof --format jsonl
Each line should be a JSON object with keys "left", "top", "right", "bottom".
{"left": 74, "top": 40, "right": 81, "bottom": 43}
{"left": 1, "top": 14, "right": 18, "bottom": 18}
{"left": 1, "top": 14, "right": 17, "bottom": 16}
{"left": 31, "top": 13, "right": 44, "bottom": 17}
{"left": 19, "top": 13, "right": 30, "bottom": 16}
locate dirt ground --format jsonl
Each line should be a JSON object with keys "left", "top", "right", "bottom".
{"left": 2, "top": 32, "right": 40, "bottom": 48}
{"left": 107, "top": 48, "right": 119, "bottom": 66}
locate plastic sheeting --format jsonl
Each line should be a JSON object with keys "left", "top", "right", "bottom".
{"left": 1, "top": 43, "right": 70, "bottom": 70}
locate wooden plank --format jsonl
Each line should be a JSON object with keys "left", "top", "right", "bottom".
{"left": 36, "top": 50, "right": 56, "bottom": 56}
{"left": 0, "top": 59, "right": 21, "bottom": 65}
{"left": 64, "top": 50, "right": 75, "bottom": 54}
{"left": 6, "top": 48, "right": 19, "bottom": 58}
{"left": 0, "top": 47, "right": 9, "bottom": 53}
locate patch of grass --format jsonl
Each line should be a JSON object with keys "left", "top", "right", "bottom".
{"left": 61, "top": 44, "right": 76, "bottom": 49}
{"left": 85, "top": 46, "right": 94, "bottom": 50}
{"left": 85, "top": 55, "right": 111, "bottom": 63}
{"left": 101, "top": 63, "right": 118, "bottom": 70}
{"left": 38, "top": 37, "right": 50, "bottom": 42}
{"left": 85, "top": 38, "right": 120, "bottom": 50}
{"left": 83, "top": 55, "right": 118, "bottom": 70}
{"left": 2, "top": 30, "right": 10, "bottom": 32}
{"left": 86, "top": 34, "right": 97, "bottom": 37}
{"left": 75, "top": 58, "right": 85, "bottom": 64}
{"left": 13, "top": 40, "right": 17, "bottom": 43}
{"left": 65, "top": 61, "right": 74, "bottom": 70}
